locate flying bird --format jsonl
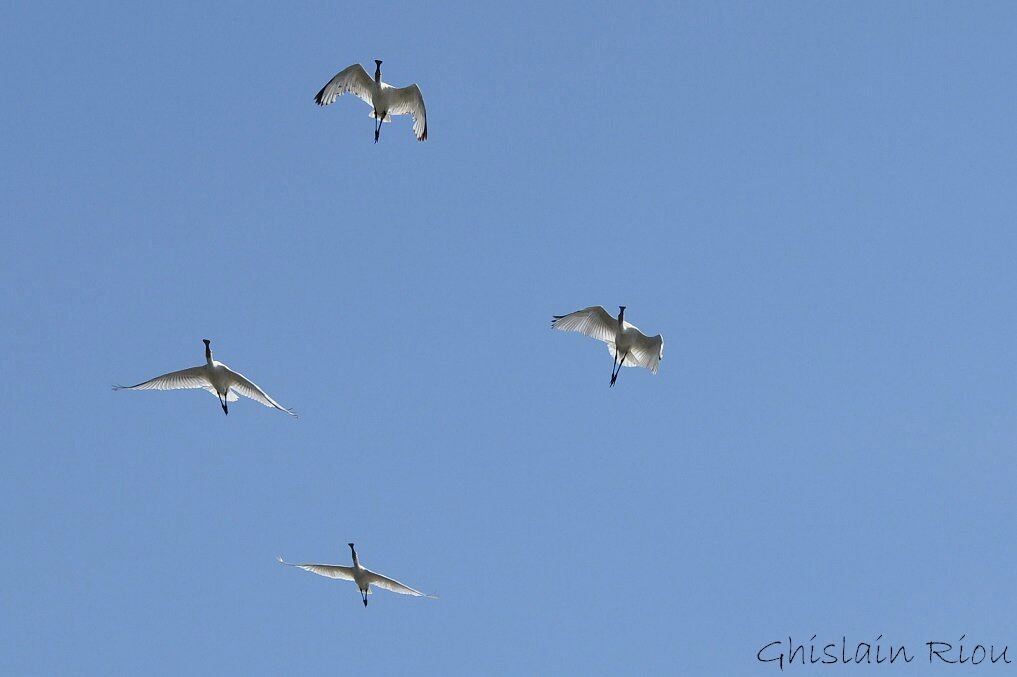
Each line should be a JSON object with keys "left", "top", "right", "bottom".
{"left": 278, "top": 543, "right": 434, "bottom": 607}
{"left": 552, "top": 306, "right": 664, "bottom": 387}
{"left": 315, "top": 60, "right": 427, "bottom": 143}
{"left": 113, "top": 339, "right": 296, "bottom": 417}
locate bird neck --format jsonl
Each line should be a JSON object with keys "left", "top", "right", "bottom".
{"left": 618, "top": 309, "right": 625, "bottom": 324}
{"left": 374, "top": 64, "right": 381, "bottom": 84}
{"left": 205, "top": 345, "right": 213, "bottom": 365}
{"left": 350, "top": 548, "right": 361, "bottom": 567}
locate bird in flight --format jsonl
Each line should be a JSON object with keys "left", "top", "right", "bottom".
{"left": 552, "top": 306, "right": 664, "bottom": 387}
{"left": 315, "top": 60, "right": 427, "bottom": 143}
{"left": 278, "top": 543, "right": 435, "bottom": 607}
{"left": 113, "top": 339, "right": 296, "bottom": 417}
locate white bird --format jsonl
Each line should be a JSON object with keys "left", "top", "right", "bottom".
{"left": 552, "top": 306, "right": 664, "bottom": 387}
{"left": 113, "top": 339, "right": 296, "bottom": 417}
{"left": 278, "top": 543, "right": 434, "bottom": 607}
{"left": 315, "top": 60, "right": 427, "bottom": 143}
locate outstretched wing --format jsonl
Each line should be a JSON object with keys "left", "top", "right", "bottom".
{"left": 226, "top": 369, "right": 297, "bottom": 417}
{"left": 384, "top": 83, "right": 427, "bottom": 141}
{"left": 113, "top": 366, "right": 210, "bottom": 392}
{"left": 551, "top": 306, "right": 617, "bottom": 344}
{"left": 315, "top": 63, "right": 373, "bottom": 106}
{"left": 277, "top": 556, "right": 355, "bottom": 581}
{"left": 609, "top": 329, "right": 664, "bottom": 374}
{"left": 365, "top": 569, "right": 429, "bottom": 597}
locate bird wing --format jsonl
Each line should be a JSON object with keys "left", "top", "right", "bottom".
{"left": 277, "top": 556, "right": 355, "bottom": 581}
{"left": 609, "top": 329, "right": 665, "bottom": 374}
{"left": 365, "top": 569, "right": 428, "bottom": 597}
{"left": 383, "top": 83, "right": 427, "bottom": 141}
{"left": 551, "top": 306, "right": 617, "bottom": 344}
{"left": 113, "top": 366, "right": 210, "bottom": 391}
{"left": 314, "top": 63, "right": 374, "bottom": 107}
{"left": 225, "top": 368, "right": 297, "bottom": 417}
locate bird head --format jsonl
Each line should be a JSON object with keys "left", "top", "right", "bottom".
{"left": 374, "top": 59, "right": 382, "bottom": 66}
{"left": 348, "top": 542, "right": 356, "bottom": 549}
{"left": 202, "top": 339, "right": 211, "bottom": 346}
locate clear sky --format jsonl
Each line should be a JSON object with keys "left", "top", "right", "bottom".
{"left": 4, "top": 1, "right": 1017, "bottom": 674}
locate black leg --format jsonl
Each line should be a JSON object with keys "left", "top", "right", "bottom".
{"left": 219, "top": 394, "right": 228, "bottom": 415}
{"left": 610, "top": 352, "right": 627, "bottom": 387}
{"left": 362, "top": 590, "right": 368, "bottom": 606}
{"left": 610, "top": 352, "right": 619, "bottom": 387}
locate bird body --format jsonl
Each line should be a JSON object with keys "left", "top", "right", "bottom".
{"left": 315, "top": 60, "right": 427, "bottom": 142}
{"left": 278, "top": 543, "right": 433, "bottom": 607}
{"left": 205, "top": 362, "right": 234, "bottom": 402}
{"left": 614, "top": 322, "right": 642, "bottom": 356}
{"left": 113, "top": 339, "right": 296, "bottom": 416}
{"left": 552, "top": 306, "right": 664, "bottom": 386}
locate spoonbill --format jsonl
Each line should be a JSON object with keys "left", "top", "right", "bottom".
{"left": 315, "top": 60, "right": 427, "bottom": 143}
{"left": 278, "top": 543, "right": 434, "bottom": 607}
{"left": 552, "top": 306, "right": 664, "bottom": 387}
{"left": 113, "top": 339, "right": 296, "bottom": 417}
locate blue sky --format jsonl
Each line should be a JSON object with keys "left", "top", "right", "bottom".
{"left": 4, "top": 1, "right": 1017, "bottom": 674}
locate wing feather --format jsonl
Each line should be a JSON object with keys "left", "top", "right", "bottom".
{"left": 277, "top": 556, "right": 355, "bottom": 581}
{"left": 384, "top": 83, "right": 427, "bottom": 141}
{"left": 315, "top": 64, "right": 374, "bottom": 107}
{"left": 113, "top": 366, "right": 209, "bottom": 392}
{"left": 365, "top": 570, "right": 427, "bottom": 597}
{"left": 551, "top": 306, "right": 618, "bottom": 344}
{"left": 226, "top": 369, "right": 297, "bottom": 417}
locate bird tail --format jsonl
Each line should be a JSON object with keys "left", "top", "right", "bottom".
{"left": 368, "top": 111, "right": 393, "bottom": 122}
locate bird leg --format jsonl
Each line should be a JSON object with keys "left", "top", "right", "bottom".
{"left": 361, "top": 590, "right": 369, "bottom": 607}
{"left": 606, "top": 353, "right": 622, "bottom": 384}
{"left": 374, "top": 111, "right": 381, "bottom": 143}
{"left": 610, "top": 352, "right": 619, "bottom": 387}
{"left": 219, "top": 393, "right": 228, "bottom": 415}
